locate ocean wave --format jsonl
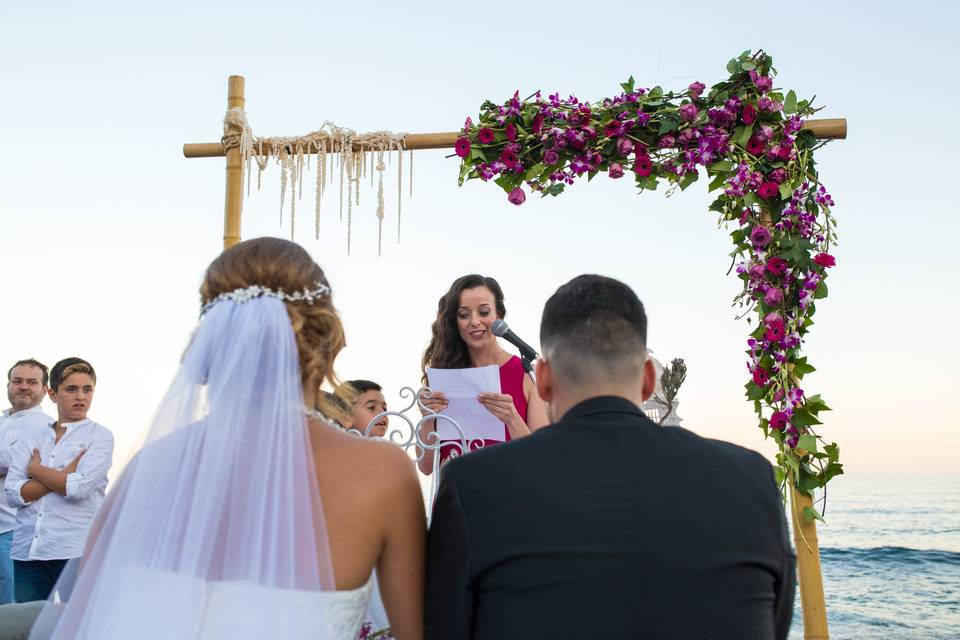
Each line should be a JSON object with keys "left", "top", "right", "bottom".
{"left": 820, "top": 546, "right": 960, "bottom": 566}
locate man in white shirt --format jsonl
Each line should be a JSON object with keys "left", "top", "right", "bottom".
{"left": 0, "top": 360, "right": 55, "bottom": 605}
{"left": 5, "top": 357, "right": 114, "bottom": 603}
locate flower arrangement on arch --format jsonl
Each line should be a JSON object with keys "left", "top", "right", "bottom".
{"left": 454, "top": 50, "right": 843, "bottom": 511}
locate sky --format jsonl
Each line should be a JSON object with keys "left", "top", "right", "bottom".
{"left": 1, "top": 1, "right": 958, "bottom": 479}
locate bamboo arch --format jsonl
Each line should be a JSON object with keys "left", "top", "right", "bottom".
{"left": 183, "top": 75, "right": 845, "bottom": 640}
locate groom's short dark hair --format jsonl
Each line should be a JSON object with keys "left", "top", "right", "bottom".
{"left": 540, "top": 275, "right": 647, "bottom": 386}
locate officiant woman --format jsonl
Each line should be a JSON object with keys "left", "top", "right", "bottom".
{"left": 418, "top": 275, "right": 548, "bottom": 475}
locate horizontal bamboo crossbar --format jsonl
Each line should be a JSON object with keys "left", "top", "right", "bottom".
{"left": 183, "top": 118, "right": 847, "bottom": 158}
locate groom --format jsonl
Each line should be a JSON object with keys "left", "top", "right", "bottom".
{"left": 426, "top": 275, "right": 795, "bottom": 639}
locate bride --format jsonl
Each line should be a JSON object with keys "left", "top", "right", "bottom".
{"left": 29, "top": 238, "right": 426, "bottom": 639}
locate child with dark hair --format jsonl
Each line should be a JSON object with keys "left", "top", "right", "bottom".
{"left": 4, "top": 357, "right": 114, "bottom": 602}
{"left": 346, "top": 380, "right": 388, "bottom": 438}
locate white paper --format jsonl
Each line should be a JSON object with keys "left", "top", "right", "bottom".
{"left": 426, "top": 365, "right": 504, "bottom": 441}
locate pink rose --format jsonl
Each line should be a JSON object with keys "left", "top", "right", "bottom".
{"left": 688, "top": 81, "right": 706, "bottom": 99}
{"left": 508, "top": 187, "right": 526, "bottom": 206}
{"left": 755, "top": 75, "right": 773, "bottom": 93}
{"left": 679, "top": 103, "right": 699, "bottom": 122}
{"left": 764, "top": 287, "right": 783, "bottom": 306}
{"left": 608, "top": 163, "right": 625, "bottom": 179}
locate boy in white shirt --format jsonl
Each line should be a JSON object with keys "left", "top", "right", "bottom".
{"left": 4, "top": 357, "right": 114, "bottom": 602}
{"left": 0, "top": 359, "right": 55, "bottom": 604}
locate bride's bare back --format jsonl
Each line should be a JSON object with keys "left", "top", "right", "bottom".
{"left": 307, "top": 419, "right": 425, "bottom": 640}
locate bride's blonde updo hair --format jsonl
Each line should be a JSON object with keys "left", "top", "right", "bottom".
{"left": 200, "top": 237, "right": 351, "bottom": 423}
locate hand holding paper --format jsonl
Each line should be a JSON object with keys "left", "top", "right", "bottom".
{"left": 426, "top": 366, "right": 505, "bottom": 441}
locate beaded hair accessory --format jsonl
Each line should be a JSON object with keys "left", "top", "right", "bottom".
{"left": 200, "top": 281, "right": 331, "bottom": 316}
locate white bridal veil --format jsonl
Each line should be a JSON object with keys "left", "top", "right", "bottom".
{"left": 31, "top": 294, "right": 336, "bottom": 638}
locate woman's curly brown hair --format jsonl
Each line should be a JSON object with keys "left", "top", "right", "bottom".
{"left": 421, "top": 274, "right": 506, "bottom": 381}
{"left": 200, "top": 237, "right": 351, "bottom": 424}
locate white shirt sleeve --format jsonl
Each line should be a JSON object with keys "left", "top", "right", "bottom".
{"left": 5, "top": 431, "right": 36, "bottom": 508}
{"left": 65, "top": 428, "right": 114, "bottom": 501}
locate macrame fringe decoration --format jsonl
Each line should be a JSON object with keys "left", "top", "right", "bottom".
{"left": 223, "top": 108, "right": 408, "bottom": 255}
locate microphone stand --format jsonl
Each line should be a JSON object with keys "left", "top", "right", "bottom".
{"left": 520, "top": 352, "right": 537, "bottom": 385}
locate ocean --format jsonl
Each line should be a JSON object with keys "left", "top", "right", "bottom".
{"left": 788, "top": 476, "right": 960, "bottom": 639}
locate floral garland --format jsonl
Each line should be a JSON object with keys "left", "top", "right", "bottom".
{"left": 454, "top": 50, "right": 842, "bottom": 513}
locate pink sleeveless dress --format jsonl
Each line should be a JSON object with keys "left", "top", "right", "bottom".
{"left": 438, "top": 356, "right": 528, "bottom": 465}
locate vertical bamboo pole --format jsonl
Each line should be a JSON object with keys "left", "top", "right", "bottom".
{"left": 790, "top": 486, "right": 829, "bottom": 638}
{"left": 223, "top": 75, "right": 245, "bottom": 249}
{"left": 758, "top": 205, "right": 829, "bottom": 638}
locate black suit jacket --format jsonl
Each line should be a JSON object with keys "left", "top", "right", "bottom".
{"left": 426, "top": 396, "right": 795, "bottom": 639}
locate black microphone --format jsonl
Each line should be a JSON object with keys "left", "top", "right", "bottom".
{"left": 491, "top": 319, "right": 539, "bottom": 362}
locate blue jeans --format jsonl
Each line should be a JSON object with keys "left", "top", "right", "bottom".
{"left": 13, "top": 559, "right": 67, "bottom": 603}
{"left": 0, "top": 531, "right": 13, "bottom": 604}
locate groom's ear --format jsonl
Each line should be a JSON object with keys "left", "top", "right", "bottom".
{"left": 535, "top": 358, "right": 553, "bottom": 403}
{"left": 640, "top": 357, "right": 657, "bottom": 402}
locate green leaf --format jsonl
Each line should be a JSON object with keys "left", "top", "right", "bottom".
{"left": 620, "top": 76, "right": 636, "bottom": 94}
{"left": 470, "top": 147, "right": 486, "bottom": 161}
{"left": 709, "top": 160, "right": 735, "bottom": 173}
{"left": 745, "top": 381, "right": 766, "bottom": 401}
{"left": 679, "top": 171, "right": 699, "bottom": 191}
{"left": 708, "top": 174, "right": 727, "bottom": 192}
{"left": 805, "top": 395, "right": 831, "bottom": 413}
{"left": 778, "top": 183, "right": 793, "bottom": 200}
{"left": 791, "top": 407, "right": 823, "bottom": 428}
{"left": 814, "top": 279, "right": 828, "bottom": 299}
{"left": 824, "top": 442, "right": 840, "bottom": 465}
{"left": 784, "top": 90, "right": 798, "bottom": 114}
{"left": 740, "top": 61, "right": 757, "bottom": 71}
{"left": 542, "top": 183, "right": 565, "bottom": 197}
{"left": 524, "top": 163, "right": 545, "bottom": 181}
{"left": 660, "top": 117, "right": 680, "bottom": 134}
{"left": 798, "top": 434, "right": 818, "bottom": 452}
{"left": 802, "top": 506, "right": 824, "bottom": 523}
{"left": 494, "top": 174, "right": 520, "bottom": 193}
{"left": 737, "top": 124, "right": 754, "bottom": 147}
{"left": 727, "top": 59, "right": 740, "bottom": 75}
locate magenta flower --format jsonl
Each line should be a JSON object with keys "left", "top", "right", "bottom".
{"left": 582, "top": 125, "right": 597, "bottom": 139}
{"left": 508, "top": 187, "right": 526, "bottom": 206}
{"left": 543, "top": 148, "right": 559, "bottom": 165}
{"left": 455, "top": 137, "right": 470, "bottom": 158}
{"left": 764, "top": 316, "right": 786, "bottom": 341}
{"left": 634, "top": 155, "right": 653, "bottom": 177}
{"left": 814, "top": 253, "right": 837, "bottom": 268}
{"left": 753, "top": 367, "right": 770, "bottom": 386}
{"left": 532, "top": 113, "right": 545, "bottom": 135}
{"left": 616, "top": 137, "right": 634, "bottom": 156}
{"left": 463, "top": 116, "right": 473, "bottom": 131}
{"left": 505, "top": 123, "right": 517, "bottom": 142}
{"left": 688, "top": 81, "right": 706, "bottom": 99}
{"left": 477, "top": 128, "right": 495, "bottom": 144}
{"left": 679, "top": 103, "right": 698, "bottom": 122}
{"left": 768, "top": 168, "right": 787, "bottom": 184}
{"left": 755, "top": 75, "right": 773, "bottom": 93}
{"left": 742, "top": 103, "right": 757, "bottom": 125}
{"left": 746, "top": 136, "right": 766, "bottom": 155}
{"left": 608, "top": 163, "right": 625, "bottom": 179}
{"left": 766, "top": 256, "right": 789, "bottom": 276}
{"left": 758, "top": 181, "right": 779, "bottom": 200}
{"left": 770, "top": 411, "right": 790, "bottom": 431}
{"left": 604, "top": 121, "right": 623, "bottom": 137}
{"left": 764, "top": 287, "right": 783, "bottom": 306}
{"left": 750, "top": 225, "right": 772, "bottom": 248}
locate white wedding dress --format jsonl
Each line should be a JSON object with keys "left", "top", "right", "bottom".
{"left": 29, "top": 294, "right": 377, "bottom": 639}
{"left": 85, "top": 568, "right": 374, "bottom": 639}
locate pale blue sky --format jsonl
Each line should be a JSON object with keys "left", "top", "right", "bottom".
{"left": 1, "top": 1, "right": 957, "bottom": 475}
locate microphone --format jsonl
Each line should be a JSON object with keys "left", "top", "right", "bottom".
{"left": 491, "top": 319, "right": 539, "bottom": 362}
